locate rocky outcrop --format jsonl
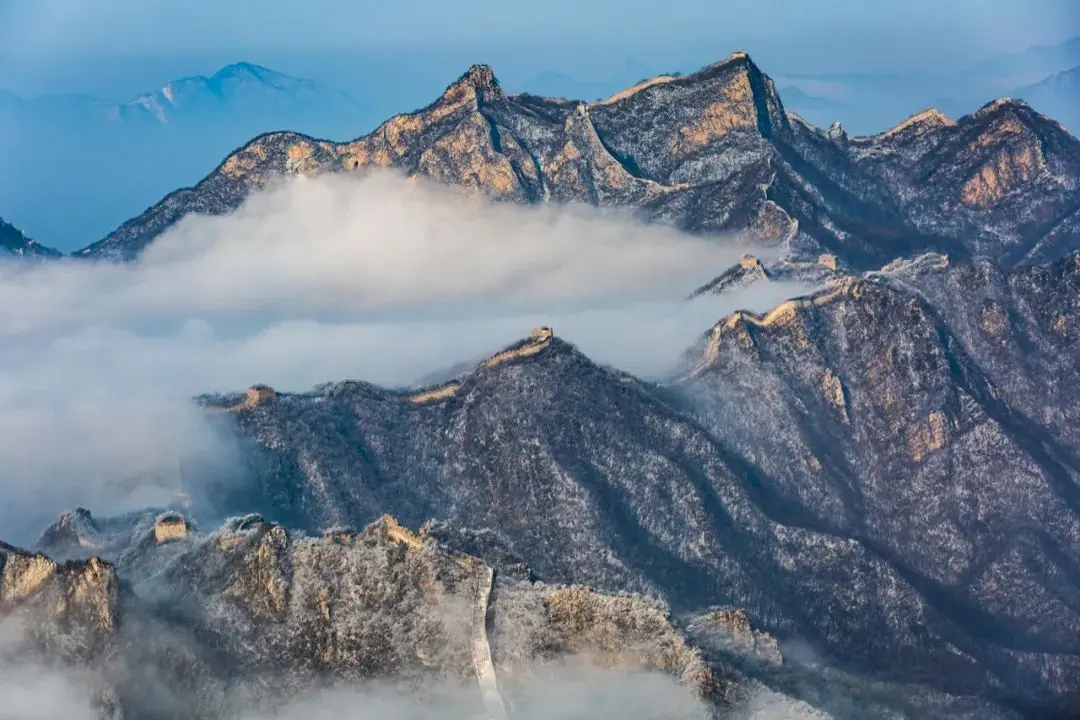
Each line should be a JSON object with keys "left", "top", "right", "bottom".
{"left": 0, "top": 540, "right": 118, "bottom": 666}
{"left": 3, "top": 511, "right": 792, "bottom": 719}
{"left": 73, "top": 54, "right": 1080, "bottom": 273}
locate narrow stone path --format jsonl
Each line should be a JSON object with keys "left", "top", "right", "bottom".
{"left": 472, "top": 565, "right": 508, "bottom": 719}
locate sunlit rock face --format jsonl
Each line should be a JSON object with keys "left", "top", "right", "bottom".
{"left": 3, "top": 510, "right": 790, "bottom": 719}
{"left": 680, "top": 251, "right": 1080, "bottom": 715}
{"left": 0, "top": 538, "right": 119, "bottom": 714}
{"left": 73, "top": 54, "right": 1080, "bottom": 273}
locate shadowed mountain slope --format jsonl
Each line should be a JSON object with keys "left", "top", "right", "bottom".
{"left": 188, "top": 252, "right": 1080, "bottom": 716}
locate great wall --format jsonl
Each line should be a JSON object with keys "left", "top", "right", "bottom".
{"left": 680, "top": 278, "right": 861, "bottom": 381}
{"left": 408, "top": 327, "right": 554, "bottom": 406}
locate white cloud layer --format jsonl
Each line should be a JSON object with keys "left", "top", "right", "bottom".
{"left": 0, "top": 171, "right": 814, "bottom": 543}
{"left": 246, "top": 667, "right": 711, "bottom": 720}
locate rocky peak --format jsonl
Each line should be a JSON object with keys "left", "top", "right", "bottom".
{"left": 826, "top": 120, "right": 847, "bottom": 142}
{"left": 585, "top": 49, "right": 789, "bottom": 186}
{"left": 36, "top": 508, "right": 104, "bottom": 556}
{"left": 692, "top": 50, "right": 788, "bottom": 139}
{"left": 688, "top": 254, "right": 772, "bottom": 298}
{"left": 972, "top": 97, "right": 1029, "bottom": 118}
{"left": 406, "top": 328, "right": 561, "bottom": 406}
{"left": 448, "top": 63, "right": 505, "bottom": 106}
{"left": 462, "top": 63, "right": 498, "bottom": 89}
{"left": 0, "top": 540, "right": 118, "bottom": 652}
{"left": 683, "top": 278, "right": 865, "bottom": 378}
{"left": 871, "top": 107, "right": 956, "bottom": 143}
{"left": 964, "top": 97, "right": 1078, "bottom": 158}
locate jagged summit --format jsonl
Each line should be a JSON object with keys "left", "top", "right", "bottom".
{"left": 460, "top": 63, "right": 499, "bottom": 89}
{"left": 962, "top": 96, "right": 1071, "bottom": 134}
{"left": 683, "top": 277, "right": 864, "bottom": 379}
{"left": 975, "top": 96, "right": 1025, "bottom": 113}
{"left": 73, "top": 50, "right": 1080, "bottom": 270}
{"left": 206, "top": 329, "right": 561, "bottom": 412}
{"left": 407, "top": 328, "right": 557, "bottom": 405}
{"left": 440, "top": 63, "right": 505, "bottom": 105}
{"left": 688, "top": 254, "right": 772, "bottom": 298}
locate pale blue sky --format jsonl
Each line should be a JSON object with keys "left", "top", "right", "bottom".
{"left": 0, "top": 0, "right": 1077, "bottom": 96}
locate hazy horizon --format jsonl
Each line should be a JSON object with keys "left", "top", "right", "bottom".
{"left": 1, "top": 0, "right": 1077, "bottom": 98}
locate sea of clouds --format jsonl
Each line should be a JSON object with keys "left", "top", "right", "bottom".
{"left": 0, "top": 170, "right": 813, "bottom": 541}
{"left": 0, "top": 170, "right": 829, "bottom": 719}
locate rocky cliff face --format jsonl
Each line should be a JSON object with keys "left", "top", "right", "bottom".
{"left": 0, "top": 216, "right": 61, "bottom": 257}
{"left": 73, "top": 53, "right": 1080, "bottom": 273}
{"left": 3, "top": 509, "right": 799, "bottom": 719}
{"left": 0, "top": 539, "right": 121, "bottom": 717}
{"left": 682, "top": 253, "right": 1080, "bottom": 716}
{"left": 0, "top": 539, "right": 118, "bottom": 654}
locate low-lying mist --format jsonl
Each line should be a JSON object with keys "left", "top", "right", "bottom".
{"left": 0, "top": 170, "right": 814, "bottom": 543}
{"left": 245, "top": 667, "right": 712, "bottom": 720}
{"left": 0, "top": 619, "right": 102, "bottom": 720}
{"left": 0, "top": 619, "right": 830, "bottom": 720}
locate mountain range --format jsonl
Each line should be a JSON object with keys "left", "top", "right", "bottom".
{"left": 0, "top": 62, "right": 372, "bottom": 251}
{"left": 74, "top": 52, "right": 1080, "bottom": 275}
{"left": 520, "top": 37, "right": 1080, "bottom": 136}
{"left": 3, "top": 49, "right": 1080, "bottom": 719}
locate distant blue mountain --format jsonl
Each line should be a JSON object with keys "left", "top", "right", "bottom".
{"left": 107, "top": 62, "right": 361, "bottom": 124}
{"left": 970, "top": 36, "right": 1080, "bottom": 85}
{"left": 0, "top": 63, "right": 374, "bottom": 251}
{"left": 772, "top": 36, "right": 1080, "bottom": 135}
{"left": 776, "top": 85, "right": 849, "bottom": 128}
{"left": 1014, "top": 65, "right": 1079, "bottom": 136}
